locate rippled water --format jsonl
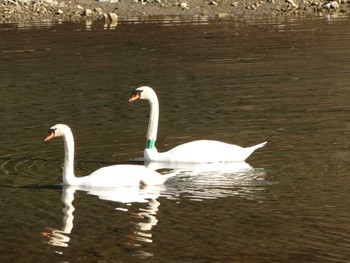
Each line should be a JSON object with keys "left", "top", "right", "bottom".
{"left": 1, "top": 15, "right": 350, "bottom": 262}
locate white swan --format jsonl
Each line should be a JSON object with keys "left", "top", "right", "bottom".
{"left": 128, "top": 86, "right": 266, "bottom": 163}
{"left": 44, "top": 124, "right": 172, "bottom": 187}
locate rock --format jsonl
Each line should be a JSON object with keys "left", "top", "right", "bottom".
{"left": 103, "top": 12, "right": 118, "bottom": 23}
{"left": 330, "top": 1, "right": 339, "bottom": 9}
{"left": 180, "top": 2, "right": 189, "bottom": 9}
{"left": 16, "top": 0, "right": 31, "bottom": 4}
{"left": 322, "top": 2, "right": 331, "bottom": 8}
{"left": 84, "top": 8, "right": 93, "bottom": 16}
{"left": 94, "top": 7, "right": 104, "bottom": 16}
{"left": 55, "top": 8, "right": 63, "bottom": 14}
{"left": 286, "top": 0, "right": 299, "bottom": 8}
{"left": 107, "top": 12, "right": 118, "bottom": 22}
{"left": 322, "top": 1, "right": 339, "bottom": 9}
{"left": 6, "top": 0, "right": 17, "bottom": 5}
{"left": 209, "top": 0, "right": 219, "bottom": 5}
{"left": 42, "top": 0, "right": 58, "bottom": 5}
{"left": 217, "top": 12, "right": 228, "bottom": 17}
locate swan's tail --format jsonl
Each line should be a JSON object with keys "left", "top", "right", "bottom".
{"left": 248, "top": 141, "right": 267, "bottom": 151}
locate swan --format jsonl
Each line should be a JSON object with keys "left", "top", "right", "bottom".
{"left": 128, "top": 86, "right": 266, "bottom": 163}
{"left": 44, "top": 124, "right": 173, "bottom": 187}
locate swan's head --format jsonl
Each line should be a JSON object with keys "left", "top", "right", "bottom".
{"left": 128, "top": 86, "right": 156, "bottom": 103}
{"left": 44, "top": 124, "right": 71, "bottom": 142}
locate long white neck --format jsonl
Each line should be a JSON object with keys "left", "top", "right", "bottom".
{"left": 146, "top": 90, "right": 159, "bottom": 149}
{"left": 62, "top": 131, "right": 77, "bottom": 185}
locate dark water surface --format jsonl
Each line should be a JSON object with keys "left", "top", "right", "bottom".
{"left": 1, "top": 15, "right": 350, "bottom": 262}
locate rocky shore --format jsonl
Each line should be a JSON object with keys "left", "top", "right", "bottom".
{"left": 0, "top": 0, "right": 349, "bottom": 24}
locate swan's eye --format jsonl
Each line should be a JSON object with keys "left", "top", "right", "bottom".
{"left": 133, "top": 90, "right": 143, "bottom": 96}
{"left": 48, "top": 128, "right": 57, "bottom": 134}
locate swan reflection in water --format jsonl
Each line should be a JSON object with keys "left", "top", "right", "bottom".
{"left": 42, "top": 184, "right": 164, "bottom": 256}
{"left": 42, "top": 162, "right": 268, "bottom": 257}
{"left": 145, "top": 161, "right": 268, "bottom": 201}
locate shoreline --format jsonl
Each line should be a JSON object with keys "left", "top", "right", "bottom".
{"left": 0, "top": 0, "right": 349, "bottom": 24}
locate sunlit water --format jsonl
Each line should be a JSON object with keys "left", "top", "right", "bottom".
{"left": 1, "top": 15, "right": 350, "bottom": 262}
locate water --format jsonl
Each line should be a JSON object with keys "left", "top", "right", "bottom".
{"left": 1, "top": 15, "right": 350, "bottom": 262}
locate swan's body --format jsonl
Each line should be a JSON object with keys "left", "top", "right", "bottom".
{"left": 129, "top": 86, "right": 266, "bottom": 163}
{"left": 44, "top": 124, "right": 172, "bottom": 187}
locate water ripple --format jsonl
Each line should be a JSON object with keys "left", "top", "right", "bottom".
{"left": 160, "top": 163, "right": 271, "bottom": 201}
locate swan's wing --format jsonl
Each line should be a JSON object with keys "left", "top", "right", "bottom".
{"left": 159, "top": 140, "right": 248, "bottom": 162}
{"left": 84, "top": 165, "right": 168, "bottom": 187}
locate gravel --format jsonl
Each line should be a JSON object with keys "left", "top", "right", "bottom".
{"left": 0, "top": 0, "right": 349, "bottom": 24}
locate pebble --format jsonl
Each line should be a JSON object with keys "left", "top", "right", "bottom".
{"left": 180, "top": 2, "right": 189, "bottom": 9}
{"left": 330, "top": 1, "right": 340, "bottom": 9}
{"left": 94, "top": 7, "right": 104, "bottom": 16}
{"left": 107, "top": 12, "right": 118, "bottom": 22}
{"left": 84, "top": 8, "right": 93, "bottom": 16}
{"left": 286, "top": 0, "right": 299, "bottom": 8}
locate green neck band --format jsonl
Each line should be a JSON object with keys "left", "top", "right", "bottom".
{"left": 146, "top": 139, "right": 155, "bottom": 149}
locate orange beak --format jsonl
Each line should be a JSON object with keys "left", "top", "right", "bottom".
{"left": 128, "top": 93, "right": 140, "bottom": 103}
{"left": 44, "top": 132, "right": 55, "bottom": 142}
